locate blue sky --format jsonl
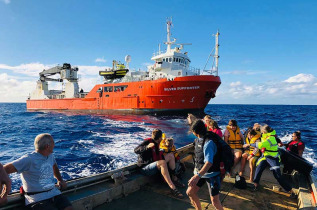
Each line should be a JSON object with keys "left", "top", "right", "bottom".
{"left": 0, "top": 0, "right": 316, "bottom": 104}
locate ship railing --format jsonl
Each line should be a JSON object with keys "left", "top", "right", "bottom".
{"left": 187, "top": 66, "right": 200, "bottom": 75}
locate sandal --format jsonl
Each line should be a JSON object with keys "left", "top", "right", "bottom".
{"left": 173, "top": 179, "right": 185, "bottom": 188}
{"left": 171, "top": 188, "right": 184, "bottom": 199}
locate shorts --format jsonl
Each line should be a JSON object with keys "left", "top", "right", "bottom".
{"left": 233, "top": 149, "right": 243, "bottom": 154}
{"left": 26, "top": 194, "right": 72, "bottom": 210}
{"left": 141, "top": 162, "right": 159, "bottom": 176}
{"left": 196, "top": 175, "right": 221, "bottom": 196}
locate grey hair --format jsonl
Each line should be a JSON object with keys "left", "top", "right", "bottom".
{"left": 34, "top": 133, "right": 53, "bottom": 151}
{"left": 260, "top": 124, "right": 273, "bottom": 134}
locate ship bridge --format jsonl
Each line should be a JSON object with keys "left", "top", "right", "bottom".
{"left": 147, "top": 18, "right": 200, "bottom": 80}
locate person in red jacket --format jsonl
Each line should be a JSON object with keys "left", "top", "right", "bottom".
{"left": 286, "top": 131, "right": 305, "bottom": 157}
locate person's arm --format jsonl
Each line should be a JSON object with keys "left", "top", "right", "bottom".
{"left": 297, "top": 142, "right": 305, "bottom": 157}
{"left": 134, "top": 141, "right": 151, "bottom": 154}
{"left": 188, "top": 140, "right": 216, "bottom": 186}
{"left": 53, "top": 163, "right": 67, "bottom": 190}
{"left": 224, "top": 130, "right": 229, "bottom": 144}
{"left": 3, "top": 164, "right": 17, "bottom": 174}
{"left": 0, "top": 163, "right": 11, "bottom": 205}
{"left": 188, "top": 161, "right": 212, "bottom": 187}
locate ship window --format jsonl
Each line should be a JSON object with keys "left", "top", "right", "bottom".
{"left": 104, "top": 86, "right": 113, "bottom": 92}
{"left": 105, "top": 95, "right": 109, "bottom": 97}
{"left": 173, "top": 58, "right": 176, "bottom": 62}
{"left": 114, "top": 85, "right": 128, "bottom": 92}
{"left": 178, "top": 71, "right": 181, "bottom": 76}
{"left": 97, "top": 87, "right": 102, "bottom": 93}
{"left": 169, "top": 58, "right": 172, "bottom": 62}
{"left": 176, "top": 58, "right": 179, "bottom": 62}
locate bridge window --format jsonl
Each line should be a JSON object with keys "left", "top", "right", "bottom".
{"left": 173, "top": 58, "right": 176, "bottom": 62}
{"left": 104, "top": 86, "right": 113, "bottom": 92}
{"left": 169, "top": 58, "right": 172, "bottom": 62}
{"left": 114, "top": 85, "right": 128, "bottom": 92}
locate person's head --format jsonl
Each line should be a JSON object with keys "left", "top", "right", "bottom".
{"left": 292, "top": 131, "right": 301, "bottom": 141}
{"left": 166, "top": 138, "right": 174, "bottom": 148}
{"left": 248, "top": 129, "right": 258, "bottom": 139}
{"left": 34, "top": 133, "right": 55, "bottom": 155}
{"left": 209, "top": 119, "right": 220, "bottom": 130}
{"left": 260, "top": 124, "right": 273, "bottom": 134}
{"left": 152, "top": 129, "right": 163, "bottom": 143}
{"left": 191, "top": 120, "right": 207, "bottom": 138}
{"left": 228, "top": 119, "right": 238, "bottom": 131}
{"left": 203, "top": 115, "right": 212, "bottom": 124}
{"left": 253, "top": 123, "right": 261, "bottom": 131}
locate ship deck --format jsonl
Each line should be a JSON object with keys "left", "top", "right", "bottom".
{"left": 96, "top": 162, "right": 298, "bottom": 210}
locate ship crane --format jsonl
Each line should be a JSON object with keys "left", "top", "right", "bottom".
{"left": 30, "top": 63, "right": 80, "bottom": 100}
{"left": 39, "top": 63, "right": 79, "bottom": 83}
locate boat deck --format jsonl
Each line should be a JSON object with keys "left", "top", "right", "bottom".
{"left": 96, "top": 163, "right": 298, "bottom": 210}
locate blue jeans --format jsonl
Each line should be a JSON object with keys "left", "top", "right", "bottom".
{"left": 253, "top": 156, "right": 291, "bottom": 192}
{"left": 141, "top": 162, "right": 159, "bottom": 176}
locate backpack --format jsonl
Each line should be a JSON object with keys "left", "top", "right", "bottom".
{"left": 234, "top": 173, "right": 247, "bottom": 189}
{"left": 174, "top": 160, "right": 186, "bottom": 179}
{"left": 206, "top": 131, "right": 234, "bottom": 174}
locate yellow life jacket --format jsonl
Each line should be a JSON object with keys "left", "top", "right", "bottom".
{"left": 226, "top": 126, "right": 243, "bottom": 149}
{"left": 245, "top": 133, "right": 261, "bottom": 156}
{"left": 159, "top": 139, "right": 180, "bottom": 160}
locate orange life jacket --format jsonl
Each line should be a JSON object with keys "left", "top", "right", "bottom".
{"left": 226, "top": 126, "right": 243, "bottom": 149}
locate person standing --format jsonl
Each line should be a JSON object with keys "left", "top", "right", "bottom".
{"left": 4, "top": 133, "right": 72, "bottom": 210}
{"left": 186, "top": 120, "right": 223, "bottom": 210}
{"left": 253, "top": 125, "right": 296, "bottom": 198}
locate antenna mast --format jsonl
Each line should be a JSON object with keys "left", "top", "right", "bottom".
{"left": 213, "top": 30, "right": 220, "bottom": 76}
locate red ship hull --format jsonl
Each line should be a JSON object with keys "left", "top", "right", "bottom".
{"left": 26, "top": 75, "right": 221, "bottom": 113}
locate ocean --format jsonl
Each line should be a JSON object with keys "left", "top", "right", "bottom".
{"left": 0, "top": 103, "right": 316, "bottom": 191}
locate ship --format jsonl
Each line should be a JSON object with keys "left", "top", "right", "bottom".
{"left": 3, "top": 144, "right": 317, "bottom": 209}
{"left": 26, "top": 19, "right": 221, "bottom": 113}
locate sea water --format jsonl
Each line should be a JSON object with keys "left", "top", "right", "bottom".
{"left": 0, "top": 103, "right": 316, "bottom": 191}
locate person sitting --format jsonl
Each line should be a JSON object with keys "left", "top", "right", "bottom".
{"left": 0, "top": 163, "right": 11, "bottom": 205}
{"left": 4, "top": 133, "right": 73, "bottom": 210}
{"left": 134, "top": 129, "right": 184, "bottom": 198}
{"left": 285, "top": 131, "right": 305, "bottom": 157}
{"left": 253, "top": 125, "right": 296, "bottom": 198}
{"left": 159, "top": 136, "right": 185, "bottom": 186}
{"left": 224, "top": 120, "right": 244, "bottom": 171}
{"left": 240, "top": 129, "right": 261, "bottom": 181}
{"left": 207, "top": 120, "right": 223, "bottom": 138}
{"left": 203, "top": 115, "right": 212, "bottom": 128}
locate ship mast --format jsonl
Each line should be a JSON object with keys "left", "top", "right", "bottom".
{"left": 165, "top": 17, "right": 175, "bottom": 53}
{"left": 213, "top": 30, "right": 220, "bottom": 76}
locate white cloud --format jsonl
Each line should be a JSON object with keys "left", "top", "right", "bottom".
{"left": 0, "top": 73, "right": 34, "bottom": 102}
{"left": 284, "top": 73, "right": 315, "bottom": 83}
{"left": 216, "top": 73, "right": 317, "bottom": 104}
{"left": 1, "top": 0, "right": 10, "bottom": 4}
{"left": 0, "top": 63, "right": 55, "bottom": 77}
{"left": 95, "top": 57, "right": 106, "bottom": 63}
{"left": 0, "top": 63, "right": 111, "bottom": 77}
{"left": 77, "top": 65, "right": 110, "bottom": 76}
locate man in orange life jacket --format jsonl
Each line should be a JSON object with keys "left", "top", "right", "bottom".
{"left": 134, "top": 129, "right": 184, "bottom": 199}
